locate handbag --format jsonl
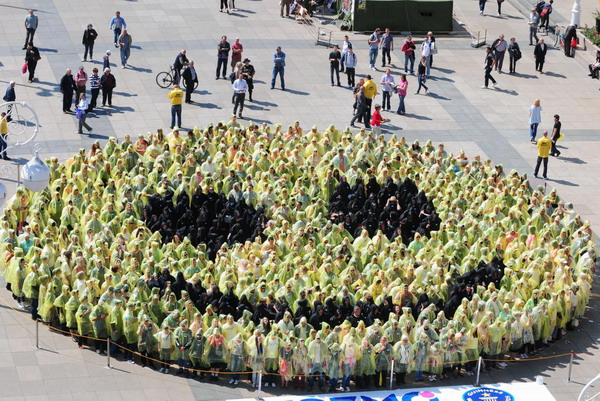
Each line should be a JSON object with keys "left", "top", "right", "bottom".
{"left": 75, "top": 108, "right": 84, "bottom": 120}
{"left": 571, "top": 37, "right": 577, "bottom": 48}
{"left": 21, "top": 62, "right": 28, "bottom": 74}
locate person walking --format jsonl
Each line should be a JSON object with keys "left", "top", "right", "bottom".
{"left": 109, "top": 11, "right": 126, "bottom": 48}
{"left": 479, "top": 0, "right": 487, "bottom": 15}
{"left": 271, "top": 46, "right": 286, "bottom": 90}
{"left": 340, "top": 35, "right": 352, "bottom": 72}
{"left": 3, "top": 82, "right": 16, "bottom": 122}
{"left": 401, "top": 36, "right": 416, "bottom": 74}
{"left": 220, "top": 0, "right": 230, "bottom": 14}
{"left": 396, "top": 74, "right": 408, "bottom": 115}
{"left": 24, "top": 42, "right": 41, "bottom": 83}
{"left": 508, "top": 37, "right": 521, "bottom": 74}
{"left": 168, "top": 84, "right": 184, "bottom": 129}
{"left": 60, "top": 70, "right": 75, "bottom": 113}
{"left": 281, "top": 0, "right": 291, "bottom": 17}
{"left": 216, "top": 36, "right": 230, "bottom": 80}
{"left": 540, "top": 0, "right": 553, "bottom": 30}
{"left": 368, "top": 28, "right": 381, "bottom": 70}
{"left": 482, "top": 47, "right": 497, "bottom": 89}
{"left": 23, "top": 9, "right": 39, "bottom": 50}
{"left": 344, "top": 47, "right": 357, "bottom": 88}
{"left": 380, "top": 69, "right": 395, "bottom": 111}
{"left": 563, "top": 24, "right": 578, "bottom": 57}
{"left": 231, "top": 38, "right": 243, "bottom": 73}
{"left": 76, "top": 93, "right": 93, "bottom": 134}
{"left": 232, "top": 75, "right": 248, "bottom": 118}
{"left": 363, "top": 74, "right": 377, "bottom": 122}
{"left": 74, "top": 66, "right": 88, "bottom": 100}
{"left": 329, "top": 45, "right": 341, "bottom": 86}
{"left": 380, "top": 28, "right": 393, "bottom": 67}
{"left": 182, "top": 61, "right": 198, "bottom": 104}
{"left": 528, "top": 8, "right": 540, "bottom": 46}
{"left": 534, "top": 39, "right": 547, "bottom": 73}
{"left": 0, "top": 112, "right": 9, "bottom": 160}
{"left": 241, "top": 58, "right": 255, "bottom": 101}
{"left": 118, "top": 29, "right": 132, "bottom": 68}
{"left": 82, "top": 24, "right": 98, "bottom": 61}
{"left": 549, "top": 114, "right": 561, "bottom": 157}
{"left": 89, "top": 68, "right": 100, "bottom": 112}
{"left": 528, "top": 98, "right": 542, "bottom": 142}
{"left": 492, "top": 34, "right": 508, "bottom": 73}
{"left": 534, "top": 131, "right": 551, "bottom": 179}
{"left": 415, "top": 57, "right": 428, "bottom": 94}
{"left": 496, "top": 0, "right": 504, "bottom": 16}
{"left": 420, "top": 36, "right": 432, "bottom": 77}
{"left": 350, "top": 86, "right": 369, "bottom": 128}
{"left": 103, "top": 50, "right": 112, "bottom": 70}
{"left": 100, "top": 68, "right": 116, "bottom": 107}
{"left": 173, "top": 49, "right": 189, "bottom": 85}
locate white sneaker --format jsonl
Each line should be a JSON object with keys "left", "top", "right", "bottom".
{"left": 346, "top": 387, "right": 351, "bottom": 392}
{"left": 481, "top": 86, "right": 487, "bottom": 89}
{"left": 338, "top": 387, "right": 345, "bottom": 392}
{"left": 499, "top": 362, "right": 508, "bottom": 367}
{"left": 492, "top": 82, "right": 497, "bottom": 88}
{"left": 81, "top": 58, "right": 86, "bottom": 62}
{"left": 234, "top": 380, "right": 239, "bottom": 385}
{"left": 371, "top": 67, "right": 376, "bottom": 71}
{"left": 432, "top": 375, "right": 437, "bottom": 381}
{"left": 229, "top": 379, "right": 234, "bottom": 384}
{"left": 428, "top": 375, "right": 434, "bottom": 382}
{"left": 271, "top": 383, "right": 276, "bottom": 388}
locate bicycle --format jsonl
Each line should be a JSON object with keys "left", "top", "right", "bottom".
{"left": 551, "top": 24, "right": 564, "bottom": 47}
{"left": 155, "top": 65, "right": 198, "bottom": 90}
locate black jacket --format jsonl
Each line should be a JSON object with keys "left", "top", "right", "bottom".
{"left": 534, "top": 43, "right": 547, "bottom": 59}
{"left": 60, "top": 74, "right": 75, "bottom": 93}
{"left": 82, "top": 28, "right": 98, "bottom": 45}
{"left": 182, "top": 66, "right": 198, "bottom": 83}
{"left": 24, "top": 46, "right": 41, "bottom": 63}
{"left": 100, "top": 73, "right": 116, "bottom": 89}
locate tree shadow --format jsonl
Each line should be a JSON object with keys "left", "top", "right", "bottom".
{"left": 285, "top": 88, "right": 310, "bottom": 96}
{"left": 557, "top": 156, "right": 586, "bottom": 164}
{"left": 402, "top": 113, "right": 432, "bottom": 120}
{"left": 126, "top": 65, "right": 152, "bottom": 73}
{"left": 426, "top": 92, "right": 451, "bottom": 101}
{"left": 543, "top": 71, "right": 567, "bottom": 79}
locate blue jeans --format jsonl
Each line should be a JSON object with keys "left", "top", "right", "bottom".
{"left": 425, "top": 55, "right": 431, "bottom": 76}
{"left": 0, "top": 134, "right": 7, "bottom": 158}
{"left": 405, "top": 53, "right": 415, "bottom": 73}
{"left": 271, "top": 66, "right": 285, "bottom": 89}
{"left": 341, "top": 374, "right": 351, "bottom": 388}
{"left": 479, "top": 0, "right": 486, "bottom": 12}
{"left": 171, "top": 104, "right": 182, "bottom": 128}
{"left": 397, "top": 94, "right": 406, "bottom": 114}
{"left": 113, "top": 28, "right": 121, "bottom": 45}
{"left": 416, "top": 74, "right": 428, "bottom": 93}
{"left": 328, "top": 377, "right": 338, "bottom": 389}
{"left": 530, "top": 122, "right": 539, "bottom": 140}
{"left": 120, "top": 47, "right": 130, "bottom": 66}
{"left": 369, "top": 48, "right": 378, "bottom": 68}
{"left": 177, "top": 358, "right": 188, "bottom": 369}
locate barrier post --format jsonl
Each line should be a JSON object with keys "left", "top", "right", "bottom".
{"left": 475, "top": 357, "right": 483, "bottom": 386}
{"left": 34, "top": 319, "right": 39, "bottom": 349}
{"left": 257, "top": 371, "right": 263, "bottom": 400}
{"left": 567, "top": 351, "right": 574, "bottom": 383}
{"left": 389, "top": 360, "right": 394, "bottom": 389}
{"left": 106, "top": 338, "right": 111, "bottom": 369}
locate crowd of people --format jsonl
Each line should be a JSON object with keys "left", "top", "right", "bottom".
{"left": 0, "top": 119, "right": 595, "bottom": 392}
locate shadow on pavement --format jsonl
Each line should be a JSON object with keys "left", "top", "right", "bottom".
{"left": 557, "top": 156, "right": 586, "bottom": 164}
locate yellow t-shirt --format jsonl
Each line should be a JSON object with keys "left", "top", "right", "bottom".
{"left": 363, "top": 80, "right": 378, "bottom": 99}
{"left": 0, "top": 117, "right": 7, "bottom": 135}
{"left": 168, "top": 88, "right": 184, "bottom": 106}
{"left": 537, "top": 137, "right": 551, "bottom": 158}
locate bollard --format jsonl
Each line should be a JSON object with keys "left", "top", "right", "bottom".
{"left": 106, "top": 338, "right": 111, "bottom": 369}
{"left": 35, "top": 319, "right": 39, "bottom": 349}
{"left": 567, "top": 351, "right": 574, "bottom": 383}
{"left": 475, "top": 356, "right": 483, "bottom": 387}
{"left": 257, "top": 371, "right": 263, "bottom": 400}
{"left": 389, "top": 360, "right": 395, "bottom": 389}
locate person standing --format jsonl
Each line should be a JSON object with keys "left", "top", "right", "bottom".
{"left": 549, "top": 114, "right": 561, "bottom": 157}
{"left": 329, "top": 45, "right": 341, "bottom": 86}
{"left": 24, "top": 42, "right": 41, "bottom": 83}
{"left": 241, "top": 58, "right": 255, "bottom": 101}
{"left": 415, "top": 57, "right": 428, "bottom": 94}
{"left": 380, "top": 28, "right": 393, "bottom": 68}
{"left": 182, "top": 61, "right": 198, "bottom": 104}
{"left": 427, "top": 31, "right": 436, "bottom": 68}
{"left": 370, "top": 104, "right": 389, "bottom": 136}
{"left": 350, "top": 86, "right": 369, "bottom": 128}
{"left": 528, "top": 8, "right": 540, "bottom": 46}
{"left": 496, "top": 0, "right": 504, "bottom": 16}
{"left": 340, "top": 35, "right": 352, "bottom": 72}
{"left": 168, "top": 84, "right": 184, "bottom": 129}
{"left": 220, "top": 0, "right": 230, "bottom": 14}
{"left": 396, "top": 74, "right": 408, "bottom": 115}
{"left": 368, "top": 28, "right": 381, "bottom": 71}
{"left": 401, "top": 36, "right": 416, "bottom": 74}
{"left": 60, "top": 70, "right": 75, "bottom": 113}
{"left": 482, "top": 47, "right": 497, "bottom": 89}
{"left": 89, "top": 68, "right": 100, "bottom": 112}
{"left": 76, "top": 93, "right": 93, "bottom": 134}
{"left": 508, "top": 37, "right": 521, "bottom": 74}
{"left": 103, "top": 50, "right": 112, "bottom": 70}
{"left": 420, "top": 36, "right": 432, "bottom": 77}
{"left": 563, "top": 24, "right": 578, "bottom": 57}
{"left": 216, "top": 36, "right": 230, "bottom": 80}
{"left": 232, "top": 75, "right": 248, "bottom": 118}
{"left": 2, "top": 82, "right": 15, "bottom": 123}
{"left": 23, "top": 9, "right": 39, "bottom": 50}
{"left": 0, "top": 112, "right": 9, "bottom": 160}
{"left": 363, "top": 74, "right": 377, "bottom": 122}
{"left": 492, "top": 34, "right": 508, "bottom": 73}
{"left": 344, "top": 47, "right": 357, "bottom": 88}
{"left": 74, "top": 66, "right": 88, "bottom": 100}
{"left": 534, "top": 39, "right": 547, "bottom": 73}
{"left": 100, "top": 68, "right": 116, "bottom": 107}
{"left": 118, "top": 29, "right": 132, "bottom": 68}
{"left": 82, "top": 24, "right": 98, "bottom": 61}
{"left": 380, "top": 69, "right": 395, "bottom": 111}
{"left": 271, "top": 46, "right": 286, "bottom": 90}
{"left": 109, "top": 11, "right": 126, "bottom": 48}
{"left": 173, "top": 49, "right": 189, "bottom": 85}
{"left": 528, "top": 98, "right": 542, "bottom": 142}
{"left": 231, "top": 38, "right": 243, "bottom": 73}
{"left": 534, "top": 131, "right": 551, "bottom": 179}
{"left": 540, "top": 0, "right": 553, "bottom": 30}
{"left": 281, "top": 0, "right": 291, "bottom": 17}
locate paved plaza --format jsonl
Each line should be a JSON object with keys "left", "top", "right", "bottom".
{"left": 0, "top": 0, "right": 599, "bottom": 400}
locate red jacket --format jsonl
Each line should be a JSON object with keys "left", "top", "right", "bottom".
{"left": 371, "top": 109, "right": 383, "bottom": 127}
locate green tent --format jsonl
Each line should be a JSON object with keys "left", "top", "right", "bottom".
{"left": 343, "top": 0, "right": 453, "bottom": 33}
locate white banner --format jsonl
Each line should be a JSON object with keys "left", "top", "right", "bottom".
{"left": 227, "top": 382, "right": 556, "bottom": 401}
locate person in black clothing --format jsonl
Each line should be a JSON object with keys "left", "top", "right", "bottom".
{"left": 482, "top": 47, "right": 496, "bottom": 89}
{"left": 216, "top": 36, "right": 231, "bottom": 80}
{"left": 60, "top": 68, "right": 75, "bottom": 113}
{"left": 181, "top": 60, "right": 198, "bottom": 103}
{"left": 329, "top": 45, "right": 341, "bottom": 86}
{"left": 507, "top": 37, "right": 521, "bottom": 74}
{"left": 24, "top": 42, "right": 41, "bottom": 83}
{"left": 82, "top": 24, "right": 98, "bottom": 61}
{"left": 350, "top": 86, "right": 369, "bottom": 128}
{"left": 241, "top": 58, "right": 255, "bottom": 101}
{"left": 534, "top": 39, "right": 547, "bottom": 73}
{"left": 588, "top": 50, "right": 600, "bottom": 79}
{"left": 563, "top": 24, "right": 577, "bottom": 57}
{"left": 173, "top": 49, "right": 189, "bottom": 85}
{"left": 549, "top": 114, "right": 561, "bottom": 157}
{"left": 100, "top": 67, "right": 116, "bottom": 106}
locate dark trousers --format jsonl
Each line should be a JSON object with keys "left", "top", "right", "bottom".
{"left": 509, "top": 55, "right": 517, "bottom": 73}
{"left": 540, "top": 15, "right": 550, "bottom": 29}
{"left": 62, "top": 90, "right": 73, "bottom": 112}
{"left": 25, "top": 28, "right": 36, "bottom": 47}
{"left": 382, "top": 91, "right": 391, "bottom": 110}
{"left": 551, "top": 140, "right": 560, "bottom": 156}
{"left": 351, "top": 106, "right": 370, "bottom": 128}
{"left": 564, "top": 39, "right": 574, "bottom": 57}
{"left": 495, "top": 50, "right": 506, "bottom": 72}
{"left": 365, "top": 97, "right": 373, "bottom": 122}
{"left": 90, "top": 88, "right": 100, "bottom": 110}
{"left": 346, "top": 67, "right": 355, "bottom": 87}
{"left": 233, "top": 92, "right": 245, "bottom": 116}
{"left": 381, "top": 48, "right": 391, "bottom": 66}
{"left": 404, "top": 53, "right": 415, "bottom": 73}
{"left": 330, "top": 64, "right": 340, "bottom": 85}
{"left": 27, "top": 60, "right": 37, "bottom": 81}
{"left": 102, "top": 88, "right": 113, "bottom": 106}
{"left": 30, "top": 297, "right": 39, "bottom": 320}
{"left": 0, "top": 134, "right": 7, "bottom": 159}
{"left": 479, "top": 0, "right": 486, "bottom": 12}
{"left": 484, "top": 67, "right": 496, "bottom": 87}
{"left": 529, "top": 27, "right": 539, "bottom": 45}
{"left": 113, "top": 28, "right": 121, "bottom": 45}
{"left": 75, "top": 85, "right": 86, "bottom": 99}
{"left": 534, "top": 156, "right": 548, "bottom": 178}
{"left": 535, "top": 58, "right": 545, "bottom": 72}
{"left": 417, "top": 74, "right": 428, "bottom": 93}
{"left": 497, "top": 0, "right": 502, "bottom": 14}
{"left": 220, "top": 0, "right": 229, "bottom": 10}
{"left": 216, "top": 58, "right": 227, "bottom": 78}
{"left": 170, "top": 104, "right": 182, "bottom": 128}
{"left": 84, "top": 43, "right": 95, "bottom": 60}
{"left": 184, "top": 80, "right": 194, "bottom": 102}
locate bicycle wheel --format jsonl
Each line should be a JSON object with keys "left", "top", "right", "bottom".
{"left": 156, "top": 71, "right": 173, "bottom": 88}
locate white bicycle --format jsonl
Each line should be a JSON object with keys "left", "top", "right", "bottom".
{"left": 579, "top": 374, "right": 600, "bottom": 401}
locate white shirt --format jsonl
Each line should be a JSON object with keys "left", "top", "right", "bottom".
{"left": 421, "top": 40, "right": 431, "bottom": 57}
{"left": 233, "top": 78, "right": 248, "bottom": 94}
{"left": 342, "top": 40, "right": 351, "bottom": 54}
{"left": 77, "top": 98, "right": 89, "bottom": 111}
{"left": 380, "top": 74, "right": 396, "bottom": 92}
